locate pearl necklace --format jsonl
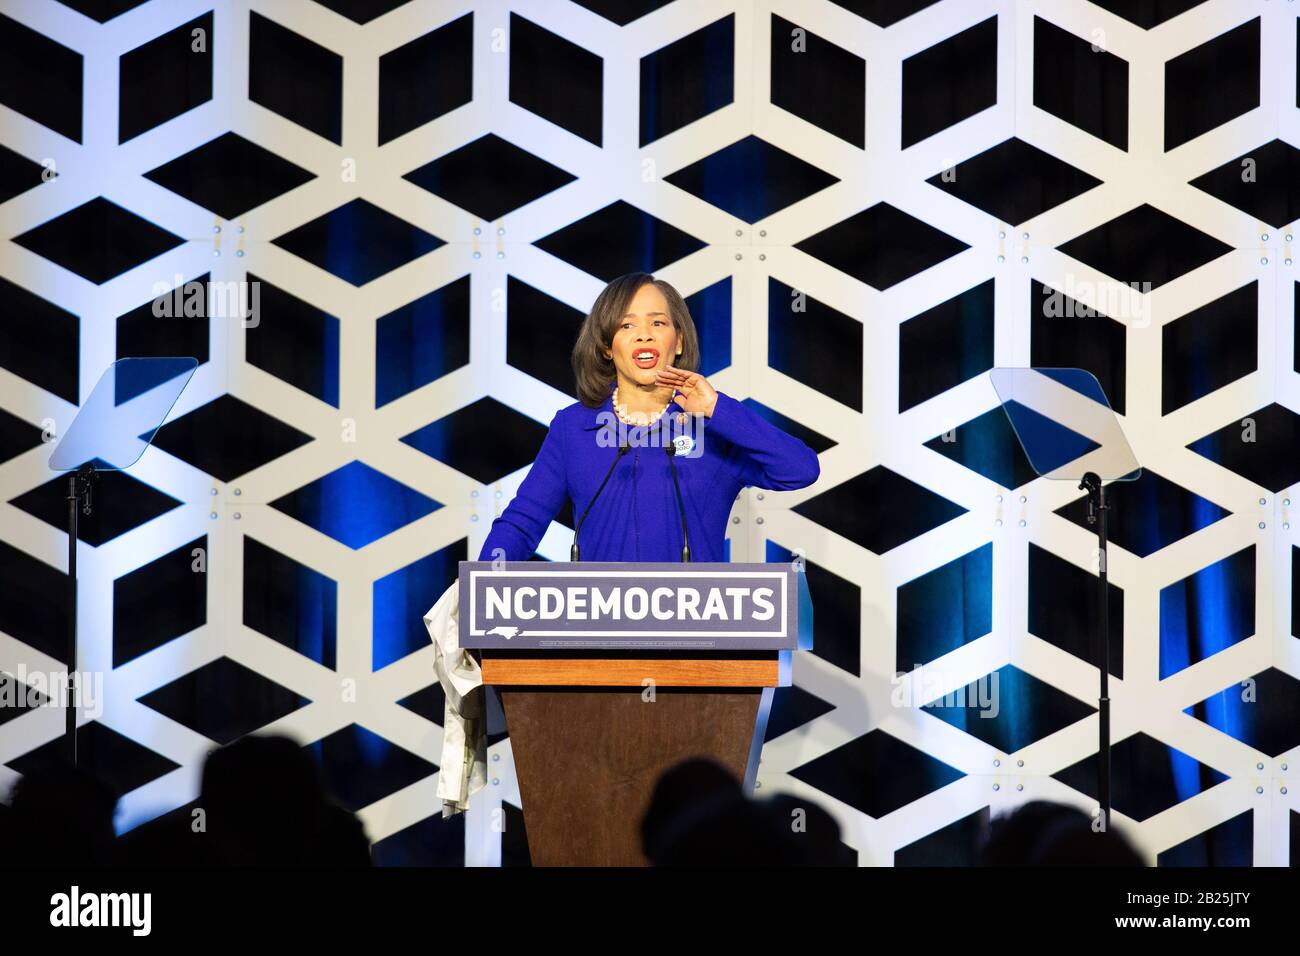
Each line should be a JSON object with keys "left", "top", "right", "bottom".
{"left": 612, "top": 384, "right": 676, "bottom": 426}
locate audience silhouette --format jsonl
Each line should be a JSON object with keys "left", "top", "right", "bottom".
{"left": 2, "top": 734, "right": 371, "bottom": 867}
{"left": 640, "top": 757, "right": 855, "bottom": 866}
{"left": 2, "top": 762, "right": 117, "bottom": 866}
{"left": 978, "top": 800, "right": 1144, "bottom": 866}
{"left": 0, "top": 745, "right": 1144, "bottom": 867}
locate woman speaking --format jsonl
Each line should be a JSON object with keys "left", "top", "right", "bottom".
{"left": 430, "top": 271, "right": 822, "bottom": 815}
{"left": 478, "top": 272, "right": 821, "bottom": 563}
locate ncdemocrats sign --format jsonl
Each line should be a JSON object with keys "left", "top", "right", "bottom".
{"left": 458, "top": 561, "right": 801, "bottom": 650}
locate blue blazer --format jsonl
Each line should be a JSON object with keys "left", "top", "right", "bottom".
{"left": 479, "top": 385, "right": 820, "bottom": 562}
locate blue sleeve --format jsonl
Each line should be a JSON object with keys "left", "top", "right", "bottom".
{"left": 704, "top": 391, "right": 820, "bottom": 491}
{"left": 477, "top": 410, "right": 568, "bottom": 561}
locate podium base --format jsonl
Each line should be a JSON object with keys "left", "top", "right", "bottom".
{"left": 499, "top": 687, "right": 766, "bottom": 866}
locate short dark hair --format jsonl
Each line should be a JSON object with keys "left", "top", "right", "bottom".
{"left": 571, "top": 272, "right": 701, "bottom": 408}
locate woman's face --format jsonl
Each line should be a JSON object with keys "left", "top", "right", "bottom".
{"left": 605, "top": 283, "right": 682, "bottom": 389}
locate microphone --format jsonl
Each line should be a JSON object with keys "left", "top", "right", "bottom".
{"left": 665, "top": 443, "right": 690, "bottom": 562}
{"left": 571, "top": 443, "right": 630, "bottom": 561}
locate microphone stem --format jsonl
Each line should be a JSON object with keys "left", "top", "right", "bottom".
{"left": 666, "top": 445, "right": 690, "bottom": 562}
{"left": 572, "top": 444, "right": 628, "bottom": 561}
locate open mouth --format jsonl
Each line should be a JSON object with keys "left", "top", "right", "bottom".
{"left": 632, "top": 348, "right": 659, "bottom": 369}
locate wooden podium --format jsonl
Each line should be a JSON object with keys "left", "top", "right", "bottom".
{"left": 459, "top": 561, "right": 805, "bottom": 867}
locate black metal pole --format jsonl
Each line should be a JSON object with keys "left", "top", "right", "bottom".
{"left": 63, "top": 462, "right": 97, "bottom": 765}
{"left": 1079, "top": 471, "right": 1110, "bottom": 829}
{"left": 65, "top": 471, "right": 78, "bottom": 765}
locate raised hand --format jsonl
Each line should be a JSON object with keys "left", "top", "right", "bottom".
{"left": 655, "top": 365, "right": 718, "bottom": 417}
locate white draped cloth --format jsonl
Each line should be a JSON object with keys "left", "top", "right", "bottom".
{"left": 423, "top": 579, "right": 487, "bottom": 817}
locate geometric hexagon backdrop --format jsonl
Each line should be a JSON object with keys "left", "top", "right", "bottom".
{"left": 1, "top": 0, "right": 1297, "bottom": 866}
